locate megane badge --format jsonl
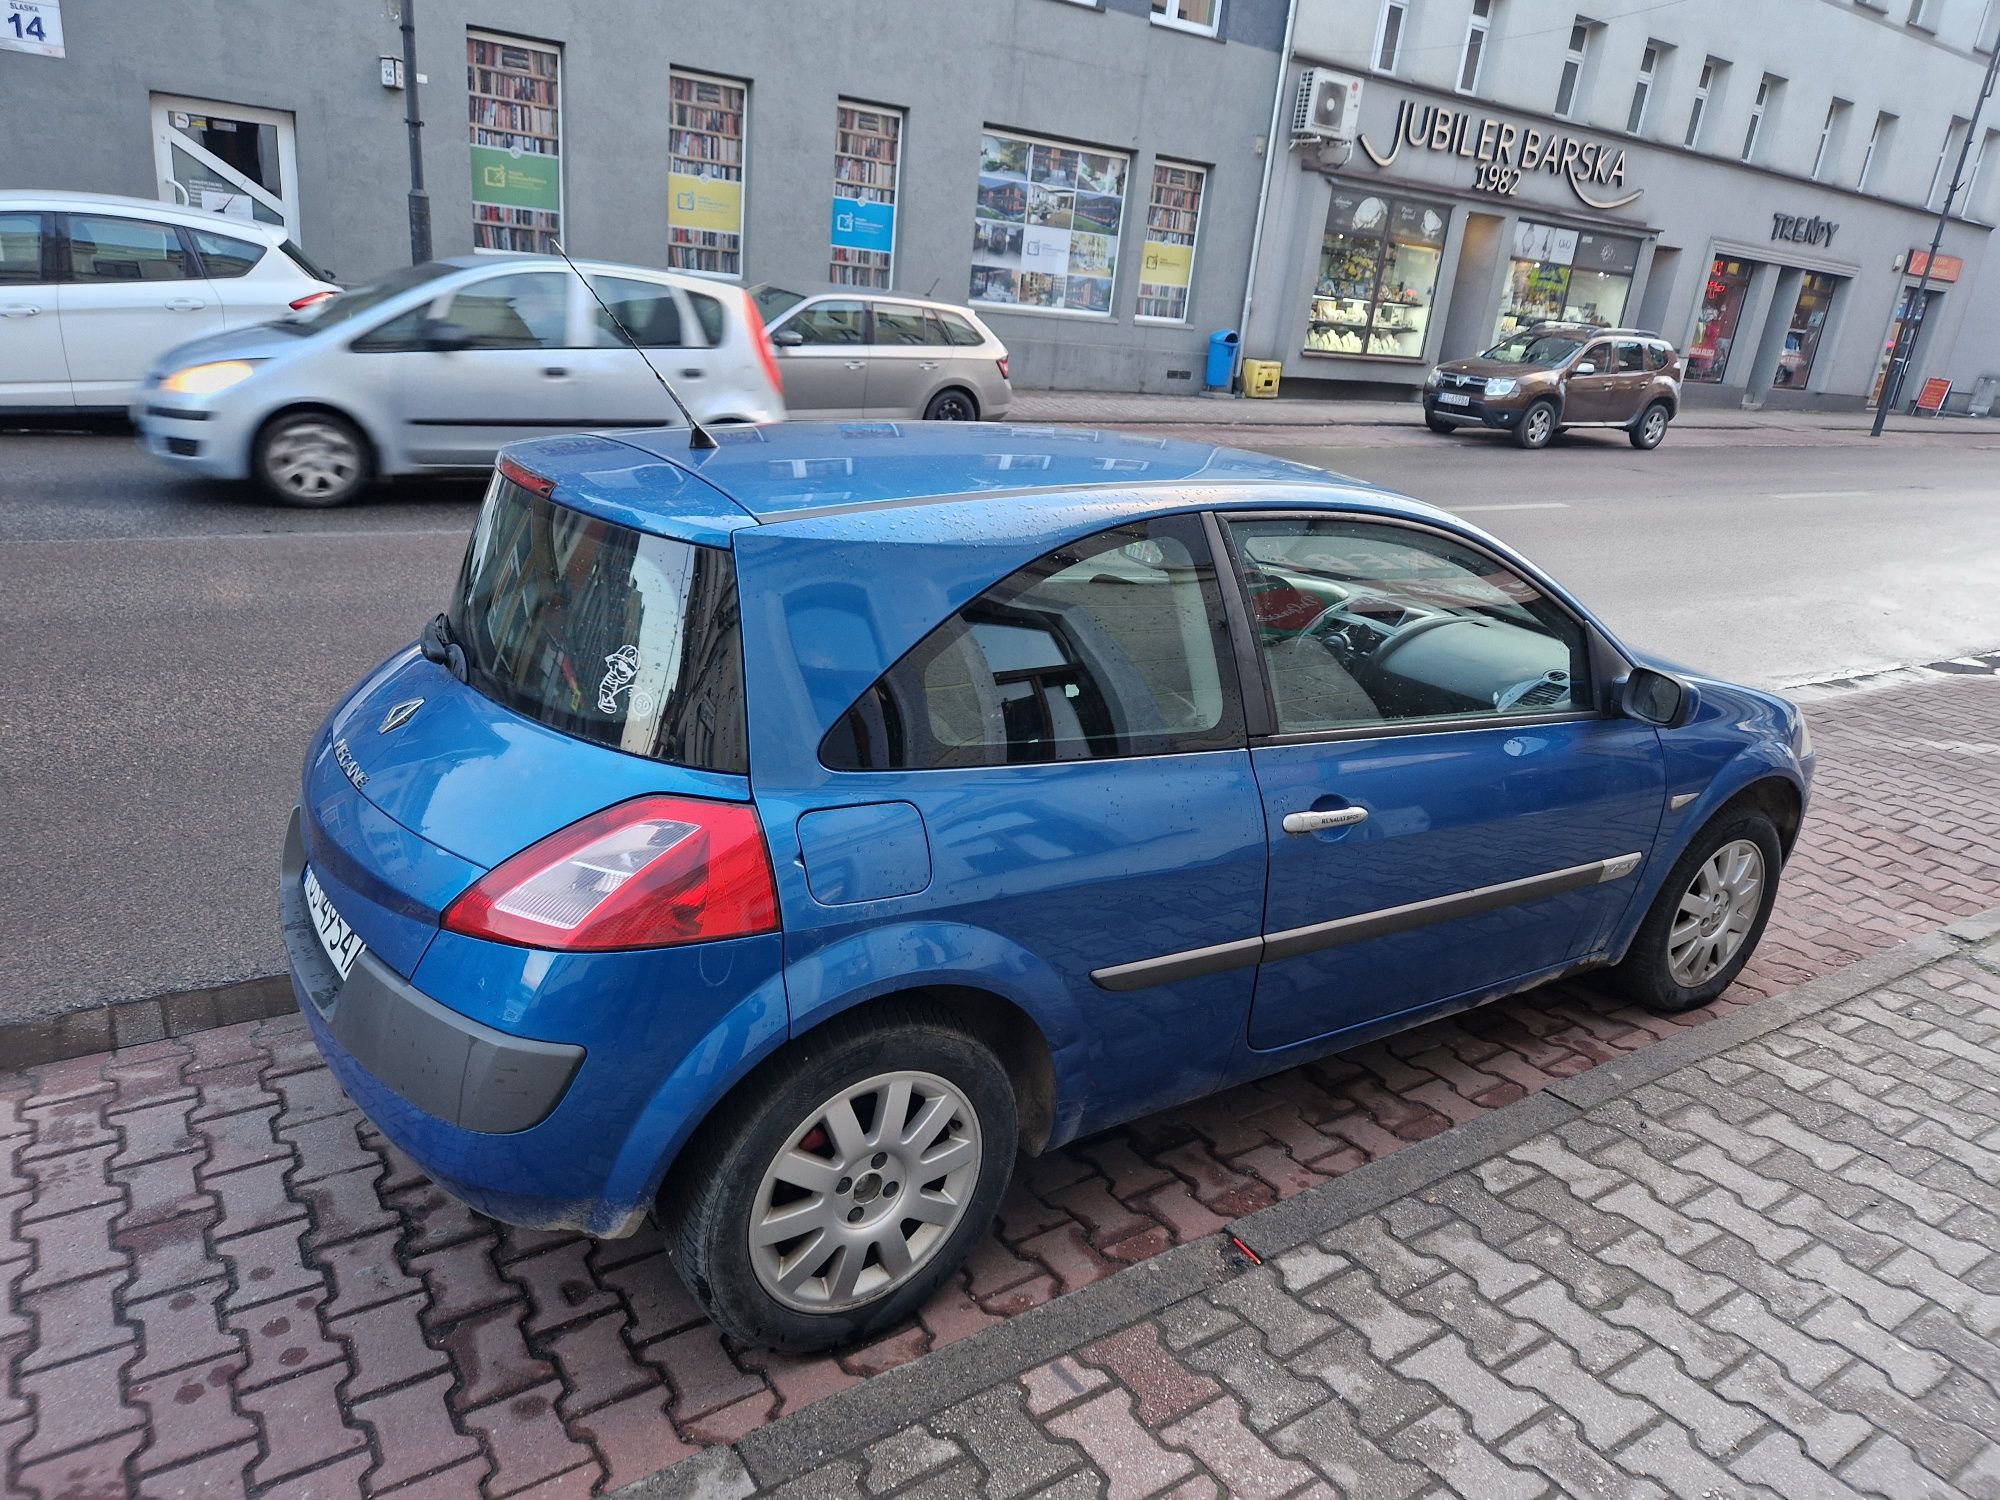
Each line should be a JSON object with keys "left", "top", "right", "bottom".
{"left": 379, "top": 698, "right": 424, "bottom": 734}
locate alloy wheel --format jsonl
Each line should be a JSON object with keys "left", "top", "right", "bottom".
{"left": 1667, "top": 838, "right": 1765, "bottom": 987}
{"left": 266, "top": 420, "right": 362, "bottom": 500}
{"left": 749, "top": 1070, "right": 982, "bottom": 1313}
{"left": 1642, "top": 408, "right": 1667, "bottom": 445}
{"left": 1524, "top": 405, "right": 1554, "bottom": 446}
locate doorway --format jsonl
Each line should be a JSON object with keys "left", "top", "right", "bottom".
{"left": 150, "top": 95, "right": 300, "bottom": 239}
{"left": 1870, "top": 284, "right": 1939, "bottom": 408}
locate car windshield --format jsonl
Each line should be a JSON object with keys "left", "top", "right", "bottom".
{"left": 749, "top": 284, "right": 805, "bottom": 324}
{"left": 448, "top": 471, "right": 748, "bottom": 774}
{"left": 280, "top": 262, "right": 455, "bottom": 332}
{"left": 1481, "top": 333, "right": 1586, "bottom": 365}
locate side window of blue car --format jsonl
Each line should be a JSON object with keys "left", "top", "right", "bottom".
{"left": 1225, "top": 516, "right": 1592, "bottom": 734}
{"left": 822, "top": 514, "right": 1243, "bottom": 769}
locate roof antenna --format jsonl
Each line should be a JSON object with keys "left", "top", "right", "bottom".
{"left": 550, "top": 240, "right": 717, "bottom": 451}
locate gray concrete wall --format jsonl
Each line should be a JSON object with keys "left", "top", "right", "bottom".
{"left": 0, "top": 0, "right": 1287, "bottom": 393}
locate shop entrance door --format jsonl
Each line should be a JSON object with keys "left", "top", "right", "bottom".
{"left": 1871, "top": 285, "right": 1938, "bottom": 408}
{"left": 150, "top": 96, "right": 300, "bottom": 240}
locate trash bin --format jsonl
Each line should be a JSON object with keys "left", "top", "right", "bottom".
{"left": 1242, "top": 359, "right": 1281, "bottom": 399}
{"left": 1204, "top": 330, "right": 1239, "bottom": 392}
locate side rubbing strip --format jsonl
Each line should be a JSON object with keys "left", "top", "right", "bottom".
{"left": 1090, "top": 854, "right": 1643, "bottom": 992}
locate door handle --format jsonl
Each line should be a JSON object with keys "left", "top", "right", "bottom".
{"left": 919, "top": 360, "right": 940, "bottom": 371}
{"left": 1282, "top": 807, "right": 1368, "bottom": 835}
{"left": 844, "top": 360, "right": 864, "bottom": 370}
{"left": 679, "top": 367, "right": 704, "bottom": 379}
{"left": 164, "top": 298, "right": 206, "bottom": 312}
{"left": 542, "top": 366, "right": 569, "bottom": 378}
{"left": 0, "top": 304, "right": 39, "bottom": 317}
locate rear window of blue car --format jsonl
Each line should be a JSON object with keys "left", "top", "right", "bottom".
{"left": 449, "top": 474, "right": 749, "bottom": 775}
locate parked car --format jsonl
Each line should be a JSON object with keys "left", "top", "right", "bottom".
{"left": 134, "top": 254, "right": 785, "bottom": 506}
{"left": 0, "top": 190, "right": 337, "bottom": 411}
{"left": 284, "top": 422, "right": 1812, "bottom": 1349}
{"left": 1423, "top": 325, "right": 1683, "bottom": 450}
{"left": 751, "top": 285, "right": 1011, "bottom": 420}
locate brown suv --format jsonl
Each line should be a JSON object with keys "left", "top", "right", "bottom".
{"left": 1422, "top": 325, "right": 1684, "bottom": 451}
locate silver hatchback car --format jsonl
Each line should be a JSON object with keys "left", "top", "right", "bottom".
{"left": 752, "top": 287, "right": 1012, "bottom": 421}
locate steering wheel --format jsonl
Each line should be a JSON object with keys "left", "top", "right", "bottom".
{"left": 1296, "top": 603, "right": 1368, "bottom": 666}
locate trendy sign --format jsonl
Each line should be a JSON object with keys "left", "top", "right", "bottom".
{"left": 1360, "top": 97, "right": 1640, "bottom": 212}
{"left": 1771, "top": 213, "right": 1838, "bottom": 247}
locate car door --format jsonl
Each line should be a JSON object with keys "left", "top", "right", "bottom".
{"left": 770, "top": 297, "right": 868, "bottom": 417}
{"left": 55, "top": 212, "right": 226, "bottom": 405}
{"left": 774, "top": 513, "right": 1269, "bottom": 1134}
{"left": 392, "top": 268, "right": 578, "bottom": 465}
{"left": 0, "top": 210, "right": 72, "bottom": 408}
{"left": 1611, "top": 339, "right": 1652, "bottom": 419}
{"left": 1221, "top": 512, "right": 1665, "bottom": 1053}
{"left": 568, "top": 272, "right": 706, "bottom": 428}
{"left": 1561, "top": 338, "right": 1620, "bottom": 423}
{"left": 861, "top": 301, "right": 949, "bottom": 416}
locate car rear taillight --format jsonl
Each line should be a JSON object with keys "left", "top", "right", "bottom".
{"left": 997, "top": 356, "right": 1010, "bottom": 382}
{"left": 443, "top": 795, "right": 778, "bottom": 951}
{"left": 289, "top": 290, "right": 338, "bottom": 311}
{"left": 497, "top": 456, "right": 556, "bottom": 498}
{"left": 744, "top": 289, "right": 784, "bottom": 399}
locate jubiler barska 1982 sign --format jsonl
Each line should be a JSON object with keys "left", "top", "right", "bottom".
{"left": 1360, "top": 98, "right": 1643, "bottom": 212}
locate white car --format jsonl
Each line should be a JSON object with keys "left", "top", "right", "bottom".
{"left": 0, "top": 190, "right": 337, "bottom": 411}
{"left": 133, "top": 254, "right": 787, "bottom": 506}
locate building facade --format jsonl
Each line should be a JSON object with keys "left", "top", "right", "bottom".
{"left": 1243, "top": 0, "right": 2000, "bottom": 409}
{"left": 0, "top": 0, "right": 1288, "bottom": 393}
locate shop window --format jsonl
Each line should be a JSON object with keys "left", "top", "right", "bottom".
{"left": 1495, "top": 221, "right": 1640, "bottom": 338}
{"left": 969, "top": 129, "right": 1129, "bottom": 316}
{"left": 1777, "top": 272, "right": 1839, "bottom": 389}
{"left": 1688, "top": 256, "right": 1755, "bottom": 383}
{"left": 468, "top": 33, "right": 562, "bottom": 253}
{"left": 1458, "top": 0, "right": 1494, "bottom": 94}
{"left": 668, "top": 71, "right": 748, "bottom": 277}
{"left": 1375, "top": 0, "right": 1408, "bottom": 73}
{"left": 831, "top": 102, "right": 902, "bottom": 288}
{"left": 1137, "top": 161, "right": 1207, "bottom": 323}
{"left": 1305, "top": 190, "right": 1448, "bottom": 360}
{"left": 1152, "top": 0, "right": 1221, "bottom": 36}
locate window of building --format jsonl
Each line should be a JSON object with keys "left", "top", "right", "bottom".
{"left": 1495, "top": 220, "right": 1641, "bottom": 337}
{"left": 1305, "top": 190, "right": 1448, "bottom": 359}
{"left": 1685, "top": 57, "right": 1720, "bottom": 148}
{"left": 1627, "top": 43, "right": 1658, "bottom": 134}
{"left": 1981, "top": 0, "right": 2000, "bottom": 50}
{"left": 1555, "top": 20, "right": 1593, "bottom": 120}
{"left": 1906, "top": 0, "right": 1937, "bottom": 28}
{"left": 1860, "top": 111, "right": 1895, "bottom": 190}
{"left": 1224, "top": 517, "right": 1589, "bottom": 734}
{"left": 970, "top": 129, "right": 1129, "bottom": 315}
{"left": 1777, "top": 272, "right": 1839, "bottom": 389}
{"left": 1812, "top": 100, "right": 1849, "bottom": 181}
{"left": 821, "top": 514, "right": 1241, "bottom": 770}
{"left": 1458, "top": 0, "right": 1493, "bottom": 94}
{"left": 67, "top": 215, "right": 196, "bottom": 282}
{"left": 468, "top": 32, "right": 562, "bottom": 254}
{"left": 1687, "top": 256, "right": 1756, "bottom": 383}
{"left": 1136, "top": 160, "right": 1207, "bottom": 323}
{"left": 1151, "top": 0, "right": 1221, "bottom": 36}
{"left": 1375, "top": 0, "right": 1409, "bottom": 73}
{"left": 830, "top": 102, "right": 902, "bottom": 288}
{"left": 1742, "top": 74, "right": 1778, "bottom": 163}
{"left": 1968, "top": 129, "right": 1999, "bottom": 219}
{"left": 667, "top": 70, "right": 748, "bottom": 278}
{"left": 1928, "top": 117, "right": 1969, "bottom": 210}
{"left": 0, "top": 211, "right": 43, "bottom": 285}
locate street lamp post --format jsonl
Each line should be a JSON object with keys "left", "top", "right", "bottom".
{"left": 402, "top": 0, "right": 431, "bottom": 264}
{"left": 1872, "top": 37, "right": 2000, "bottom": 435}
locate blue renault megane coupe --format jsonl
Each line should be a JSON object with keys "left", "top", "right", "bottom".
{"left": 283, "top": 421, "right": 1813, "bottom": 1349}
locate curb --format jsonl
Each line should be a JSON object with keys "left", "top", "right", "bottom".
{"left": 614, "top": 905, "right": 2000, "bottom": 1497}
{"left": 0, "top": 975, "right": 294, "bottom": 1069}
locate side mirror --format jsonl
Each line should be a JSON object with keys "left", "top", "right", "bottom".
{"left": 1619, "top": 667, "right": 1698, "bottom": 729}
{"left": 772, "top": 328, "right": 805, "bottom": 348}
{"left": 1574, "top": 361, "right": 1598, "bottom": 376}
{"left": 421, "top": 318, "right": 474, "bottom": 352}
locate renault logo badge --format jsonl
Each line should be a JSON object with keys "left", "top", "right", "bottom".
{"left": 379, "top": 698, "right": 424, "bottom": 734}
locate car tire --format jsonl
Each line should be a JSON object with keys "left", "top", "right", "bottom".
{"left": 1596, "top": 811, "right": 1783, "bottom": 1013}
{"left": 661, "top": 1003, "right": 1017, "bottom": 1352}
{"left": 923, "top": 388, "right": 979, "bottom": 422}
{"left": 1513, "top": 399, "right": 1558, "bottom": 450}
{"left": 1629, "top": 401, "right": 1670, "bottom": 451}
{"left": 1424, "top": 413, "right": 1457, "bottom": 435}
{"left": 254, "top": 410, "right": 372, "bottom": 508}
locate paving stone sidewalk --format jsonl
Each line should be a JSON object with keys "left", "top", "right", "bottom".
{"left": 1, "top": 674, "right": 1996, "bottom": 1498}
{"left": 634, "top": 913, "right": 2000, "bottom": 1500}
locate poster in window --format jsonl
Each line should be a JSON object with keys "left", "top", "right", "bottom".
{"left": 667, "top": 71, "right": 747, "bottom": 277}
{"left": 972, "top": 129, "right": 1127, "bottom": 316}
{"left": 467, "top": 32, "right": 562, "bottom": 253}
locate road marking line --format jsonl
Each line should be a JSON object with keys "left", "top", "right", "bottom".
{"left": 1768, "top": 489, "right": 1869, "bottom": 499}
{"left": 1454, "top": 502, "right": 1570, "bottom": 513}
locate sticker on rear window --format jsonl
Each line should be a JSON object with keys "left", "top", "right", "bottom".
{"left": 598, "top": 644, "right": 641, "bottom": 715}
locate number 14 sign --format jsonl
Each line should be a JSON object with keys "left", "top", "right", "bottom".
{"left": 2, "top": 0, "right": 64, "bottom": 57}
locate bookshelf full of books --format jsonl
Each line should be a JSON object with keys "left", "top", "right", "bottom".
{"left": 830, "top": 103, "right": 902, "bottom": 287}
{"left": 467, "top": 33, "right": 562, "bottom": 253}
{"left": 1136, "top": 161, "right": 1206, "bottom": 323}
{"left": 667, "top": 70, "right": 747, "bottom": 276}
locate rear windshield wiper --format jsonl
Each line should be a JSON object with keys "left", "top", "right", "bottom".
{"left": 421, "top": 613, "right": 469, "bottom": 682}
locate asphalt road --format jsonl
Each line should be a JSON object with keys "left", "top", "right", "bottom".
{"left": 2, "top": 422, "right": 1996, "bottom": 1022}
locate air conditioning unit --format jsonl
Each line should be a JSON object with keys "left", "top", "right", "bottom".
{"left": 1292, "top": 68, "right": 1364, "bottom": 144}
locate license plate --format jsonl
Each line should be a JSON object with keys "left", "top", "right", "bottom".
{"left": 303, "top": 866, "right": 366, "bottom": 981}
{"left": 1437, "top": 392, "right": 1471, "bottom": 407}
